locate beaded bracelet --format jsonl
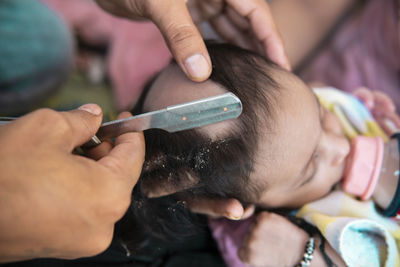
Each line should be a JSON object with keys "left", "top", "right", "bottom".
{"left": 296, "top": 237, "right": 315, "bottom": 267}
{"left": 288, "top": 216, "right": 334, "bottom": 267}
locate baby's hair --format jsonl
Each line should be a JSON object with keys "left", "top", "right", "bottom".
{"left": 117, "top": 42, "right": 282, "bottom": 249}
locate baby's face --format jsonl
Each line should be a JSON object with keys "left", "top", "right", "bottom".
{"left": 145, "top": 63, "right": 350, "bottom": 209}
{"left": 254, "top": 72, "right": 350, "bottom": 208}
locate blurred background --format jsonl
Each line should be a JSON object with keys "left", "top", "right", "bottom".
{"left": 1, "top": 0, "right": 398, "bottom": 118}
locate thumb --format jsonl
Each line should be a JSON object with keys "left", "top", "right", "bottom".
{"left": 185, "top": 197, "right": 245, "bottom": 220}
{"left": 148, "top": 0, "right": 212, "bottom": 82}
{"left": 61, "top": 104, "right": 103, "bottom": 150}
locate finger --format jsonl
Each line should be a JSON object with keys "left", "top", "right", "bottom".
{"left": 210, "top": 14, "right": 256, "bottom": 51}
{"left": 85, "top": 112, "right": 131, "bottom": 160}
{"left": 225, "top": 6, "right": 250, "bottom": 32}
{"left": 241, "top": 204, "right": 256, "bottom": 219}
{"left": 189, "top": 0, "right": 224, "bottom": 23}
{"left": 372, "top": 91, "right": 396, "bottom": 114}
{"left": 61, "top": 104, "right": 103, "bottom": 150}
{"left": 98, "top": 112, "right": 145, "bottom": 188}
{"left": 352, "top": 87, "right": 374, "bottom": 109}
{"left": 85, "top": 140, "right": 113, "bottom": 161}
{"left": 148, "top": 0, "right": 211, "bottom": 82}
{"left": 185, "top": 197, "right": 244, "bottom": 220}
{"left": 226, "top": 0, "right": 290, "bottom": 70}
{"left": 224, "top": 8, "right": 263, "bottom": 54}
{"left": 185, "top": 0, "right": 203, "bottom": 24}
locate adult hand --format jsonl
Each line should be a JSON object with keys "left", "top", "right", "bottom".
{"left": 0, "top": 105, "right": 145, "bottom": 262}
{"left": 238, "top": 212, "right": 309, "bottom": 267}
{"left": 237, "top": 212, "right": 346, "bottom": 267}
{"left": 96, "top": 0, "right": 290, "bottom": 82}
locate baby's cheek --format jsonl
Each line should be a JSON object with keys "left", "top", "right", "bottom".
{"left": 308, "top": 177, "right": 335, "bottom": 201}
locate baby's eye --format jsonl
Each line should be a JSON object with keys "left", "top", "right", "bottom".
{"left": 308, "top": 152, "right": 321, "bottom": 183}
{"left": 301, "top": 153, "right": 320, "bottom": 187}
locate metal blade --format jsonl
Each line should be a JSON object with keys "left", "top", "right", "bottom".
{"left": 96, "top": 92, "right": 242, "bottom": 139}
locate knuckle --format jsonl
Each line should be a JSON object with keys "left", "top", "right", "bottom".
{"left": 254, "top": 212, "right": 272, "bottom": 227}
{"left": 257, "top": 211, "right": 271, "bottom": 221}
{"left": 164, "top": 23, "right": 200, "bottom": 50}
{"left": 77, "top": 113, "right": 94, "bottom": 136}
{"left": 85, "top": 229, "right": 114, "bottom": 256}
{"left": 112, "top": 197, "right": 131, "bottom": 219}
{"left": 102, "top": 156, "right": 124, "bottom": 174}
{"left": 36, "top": 108, "right": 70, "bottom": 132}
{"left": 33, "top": 108, "right": 61, "bottom": 124}
{"left": 266, "top": 212, "right": 281, "bottom": 221}
{"left": 69, "top": 226, "right": 114, "bottom": 258}
{"left": 257, "top": 211, "right": 281, "bottom": 225}
{"left": 145, "top": 0, "right": 160, "bottom": 14}
{"left": 94, "top": 193, "right": 131, "bottom": 222}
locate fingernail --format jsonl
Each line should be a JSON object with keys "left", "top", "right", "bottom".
{"left": 78, "top": 104, "right": 101, "bottom": 115}
{"left": 226, "top": 212, "right": 241, "bottom": 220}
{"left": 184, "top": 54, "right": 210, "bottom": 81}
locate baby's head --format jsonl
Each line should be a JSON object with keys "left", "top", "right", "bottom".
{"left": 135, "top": 43, "right": 350, "bottom": 209}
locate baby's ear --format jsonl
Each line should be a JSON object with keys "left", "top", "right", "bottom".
{"left": 141, "top": 168, "right": 200, "bottom": 198}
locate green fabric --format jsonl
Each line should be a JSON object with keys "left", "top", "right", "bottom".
{"left": 0, "top": 0, "right": 73, "bottom": 114}
{"left": 0, "top": 0, "right": 72, "bottom": 89}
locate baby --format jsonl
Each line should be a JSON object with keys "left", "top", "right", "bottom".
{"left": 127, "top": 42, "right": 400, "bottom": 266}
{"left": 135, "top": 42, "right": 348, "bottom": 208}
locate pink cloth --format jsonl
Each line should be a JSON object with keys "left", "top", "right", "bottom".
{"left": 41, "top": 0, "right": 171, "bottom": 110}
{"left": 208, "top": 217, "right": 254, "bottom": 267}
{"left": 301, "top": 0, "right": 400, "bottom": 109}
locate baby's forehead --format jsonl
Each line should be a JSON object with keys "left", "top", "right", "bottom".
{"left": 144, "top": 63, "right": 235, "bottom": 139}
{"left": 144, "top": 64, "right": 227, "bottom": 112}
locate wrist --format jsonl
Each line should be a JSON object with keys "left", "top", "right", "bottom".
{"left": 286, "top": 222, "right": 310, "bottom": 266}
{"left": 289, "top": 217, "right": 332, "bottom": 267}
